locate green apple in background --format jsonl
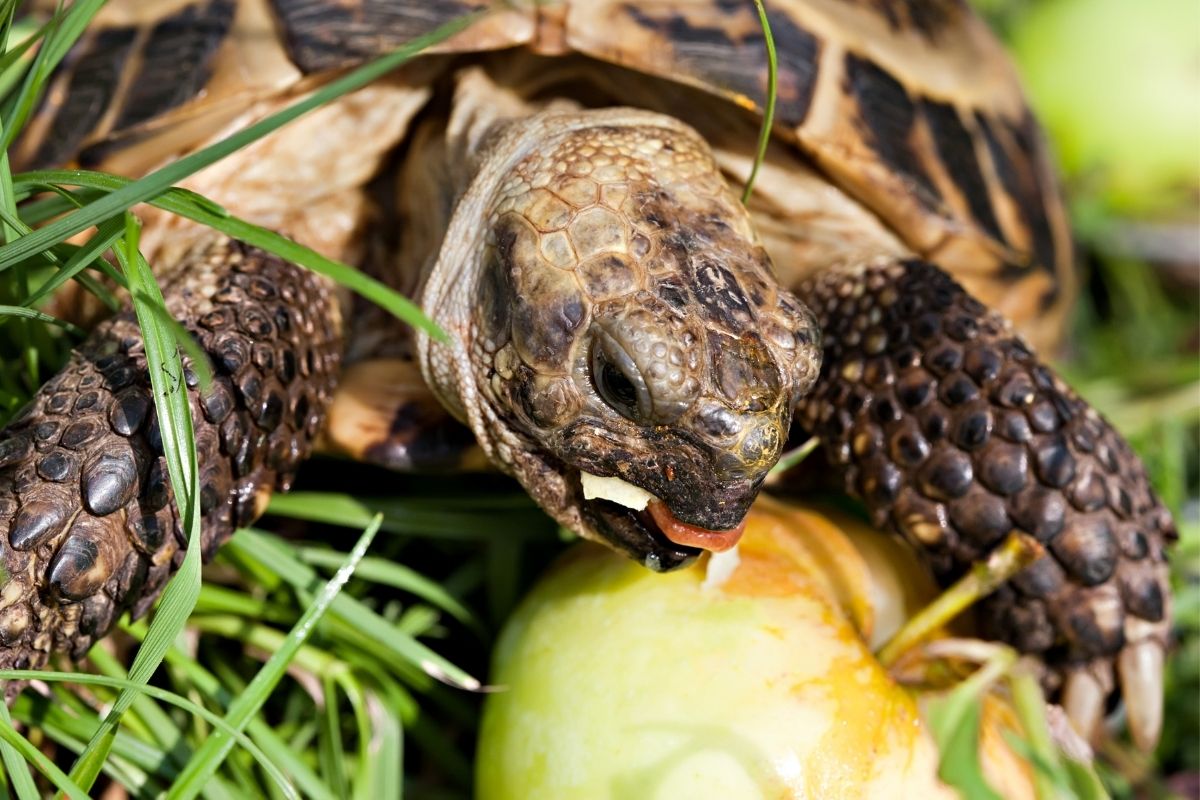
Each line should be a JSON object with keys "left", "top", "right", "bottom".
{"left": 477, "top": 498, "right": 1037, "bottom": 800}
{"left": 1010, "top": 0, "right": 1200, "bottom": 218}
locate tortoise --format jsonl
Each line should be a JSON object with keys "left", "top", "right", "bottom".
{"left": 0, "top": 0, "right": 1174, "bottom": 751}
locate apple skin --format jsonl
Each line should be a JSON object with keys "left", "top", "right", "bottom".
{"left": 477, "top": 496, "right": 1035, "bottom": 800}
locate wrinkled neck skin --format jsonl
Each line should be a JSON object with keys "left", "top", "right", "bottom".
{"left": 415, "top": 71, "right": 820, "bottom": 570}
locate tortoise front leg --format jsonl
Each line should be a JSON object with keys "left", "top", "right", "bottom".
{"left": 0, "top": 237, "right": 342, "bottom": 677}
{"left": 792, "top": 258, "right": 1173, "bottom": 750}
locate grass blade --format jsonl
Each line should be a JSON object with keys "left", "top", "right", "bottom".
{"left": 266, "top": 491, "right": 546, "bottom": 541}
{"left": 137, "top": 298, "right": 214, "bottom": 393}
{"left": 0, "top": 670, "right": 293, "bottom": 795}
{"left": 116, "top": 623, "right": 340, "bottom": 800}
{"left": 14, "top": 169, "right": 446, "bottom": 340}
{"left": 0, "top": 301, "right": 80, "bottom": 332}
{"left": 15, "top": 698, "right": 167, "bottom": 776}
{"left": 924, "top": 647, "right": 1017, "bottom": 800}
{"left": 85, "top": 646, "right": 188, "bottom": 770}
{"left": 0, "top": 0, "right": 46, "bottom": 408}
{"left": 767, "top": 436, "right": 820, "bottom": 478}
{"left": 167, "top": 515, "right": 382, "bottom": 800}
{"left": 229, "top": 529, "right": 482, "bottom": 691}
{"left": 0, "top": 16, "right": 49, "bottom": 84}
{"left": 361, "top": 693, "right": 402, "bottom": 800}
{"left": 741, "top": 0, "right": 777, "bottom": 204}
{"left": 337, "top": 677, "right": 369, "bottom": 800}
{"left": 0, "top": 700, "right": 39, "bottom": 800}
{"left": 0, "top": 12, "right": 480, "bottom": 275}
{"left": 0, "top": 0, "right": 106, "bottom": 151}
{"left": 318, "top": 676, "right": 350, "bottom": 798}
{"left": 298, "top": 548, "right": 483, "bottom": 634}
{"left": 67, "top": 215, "right": 204, "bottom": 792}
{"left": 0, "top": 709, "right": 90, "bottom": 800}
{"left": 20, "top": 214, "right": 124, "bottom": 307}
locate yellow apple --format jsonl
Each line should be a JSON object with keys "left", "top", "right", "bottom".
{"left": 477, "top": 496, "right": 1036, "bottom": 800}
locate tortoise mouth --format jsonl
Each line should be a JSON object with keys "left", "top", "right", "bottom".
{"left": 573, "top": 470, "right": 747, "bottom": 572}
{"left": 581, "top": 496, "right": 701, "bottom": 572}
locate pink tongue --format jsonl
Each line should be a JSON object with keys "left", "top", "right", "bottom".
{"left": 646, "top": 500, "right": 746, "bottom": 552}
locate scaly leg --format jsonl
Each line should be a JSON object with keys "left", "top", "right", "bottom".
{"left": 0, "top": 237, "right": 342, "bottom": 676}
{"left": 792, "top": 258, "right": 1173, "bottom": 750}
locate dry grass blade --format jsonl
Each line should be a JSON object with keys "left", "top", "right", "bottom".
{"left": 877, "top": 531, "right": 1044, "bottom": 668}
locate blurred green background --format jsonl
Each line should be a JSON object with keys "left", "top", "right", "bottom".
{"left": 989, "top": 1, "right": 1199, "bottom": 795}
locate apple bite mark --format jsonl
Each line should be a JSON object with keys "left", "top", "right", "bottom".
{"left": 702, "top": 547, "right": 742, "bottom": 591}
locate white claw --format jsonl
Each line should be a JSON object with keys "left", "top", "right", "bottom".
{"left": 1118, "top": 641, "right": 1164, "bottom": 753}
{"left": 1062, "top": 669, "right": 1106, "bottom": 744}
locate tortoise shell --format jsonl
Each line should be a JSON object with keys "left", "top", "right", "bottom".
{"left": 16, "top": 0, "right": 1073, "bottom": 348}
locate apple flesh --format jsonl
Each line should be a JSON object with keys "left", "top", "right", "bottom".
{"left": 477, "top": 496, "right": 1036, "bottom": 799}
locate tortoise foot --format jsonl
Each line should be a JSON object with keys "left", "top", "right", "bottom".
{"left": 794, "top": 258, "right": 1174, "bottom": 749}
{"left": 0, "top": 238, "right": 341, "bottom": 673}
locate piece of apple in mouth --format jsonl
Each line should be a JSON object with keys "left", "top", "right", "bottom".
{"left": 579, "top": 471, "right": 747, "bottom": 553}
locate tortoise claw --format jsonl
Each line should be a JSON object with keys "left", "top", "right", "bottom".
{"left": 1058, "top": 630, "right": 1163, "bottom": 752}
{"left": 1118, "top": 617, "right": 1168, "bottom": 752}
{"left": 1062, "top": 662, "right": 1111, "bottom": 744}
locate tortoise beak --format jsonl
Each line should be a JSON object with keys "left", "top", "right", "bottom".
{"left": 580, "top": 496, "right": 702, "bottom": 573}
{"left": 574, "top": 465, "right": 762, "bottom": 572}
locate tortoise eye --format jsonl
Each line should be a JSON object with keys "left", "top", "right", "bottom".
{"left": 591, "top": 334, "right": 650, "bottom": 423}
{"left": 598, "top": 360, "right": 639, "bottom": 415}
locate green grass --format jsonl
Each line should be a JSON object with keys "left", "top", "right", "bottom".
{"left": 741, "top": 0, "right": 777, "bottom": 206}
{"left": 0, "top": 1, "right": 1195, "bottom": 798}
{"left": 0, "top": 6, "right": 495, "bottom": 797}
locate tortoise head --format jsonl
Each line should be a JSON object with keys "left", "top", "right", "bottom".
{"left": 423, "top": 109, "right": 821, "bottom": 570}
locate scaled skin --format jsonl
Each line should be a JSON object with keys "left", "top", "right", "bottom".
{"left": 0, "top": 241, "right": 341, "bottom": 671}
{"left": 418, "top": 104, "right": 820, "bottom": 569}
